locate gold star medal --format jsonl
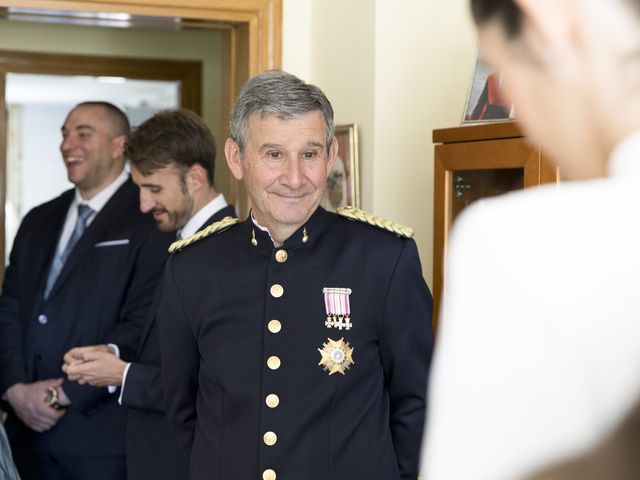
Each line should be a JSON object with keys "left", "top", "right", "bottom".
{"left": 318, "top": 337, "right": 354, "bottom": 375}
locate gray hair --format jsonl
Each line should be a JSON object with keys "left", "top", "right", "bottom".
{"left": 230, "top": 70, "right": 335, "bottom": 154}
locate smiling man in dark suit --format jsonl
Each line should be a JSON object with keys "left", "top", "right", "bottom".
{"left": 62, "top": 108, "right": 235, "bottom": 480}
{"left": 0, "top": 101, "right": 171, "bottom": 480}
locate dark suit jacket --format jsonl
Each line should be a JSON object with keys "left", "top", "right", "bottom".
{"left": 121, "top": 205, "right": 236, "bottom": 480}
{"left": 158, "top": 207, "right": 434, "bottom": 480}
{"left": 0, "top": 178, "right": 172, "bottom": 459}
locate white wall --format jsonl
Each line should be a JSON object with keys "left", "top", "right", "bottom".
{"left": 282, "top": 0, "right": 477, "bottom": 287}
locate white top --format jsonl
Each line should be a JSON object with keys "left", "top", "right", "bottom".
{"left": 177, "top": 193, "right": 228, "bottom": 239}
{"left": 56, "top": 169, "right": 129, "bottom": 256}
{"left": 422, "top": 132, "right": 640, "bottom": 480}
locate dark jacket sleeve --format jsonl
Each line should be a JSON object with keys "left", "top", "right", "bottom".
{"left": 64, "top": 227, "right": 171, "bottom": 414}
{"left": 158, "top": 255, "right": 200, "bottom": 447}
{"left": 108, "top": 228, "right": 171, "bottom": 361}
{"left": 379, "top": 239, "right": 434, "bottom": 480}
{"left": 120, "top": 362, "right": 164, "bottom": 413}
{"left": 0, "top": 223, "right": 29, "bottom": 395}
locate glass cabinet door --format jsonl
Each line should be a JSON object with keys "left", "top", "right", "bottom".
{"left": 451, "top": 168, "right": 524, "bottom": 222}
{"left": 432, "top": 124, "right": 560, "bottom": 330}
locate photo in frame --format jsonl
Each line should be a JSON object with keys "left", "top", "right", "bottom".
{"left": 462, "top": 53, "right": 515, "bottom": 124}
{"left": 322, "top": 123, "right": 360, "bottom": 211}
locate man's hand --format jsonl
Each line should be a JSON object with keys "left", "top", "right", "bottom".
{"left": 4, "top": 379, "right": 66, "bottom": 432}
{"left": 63, "top": 344, "right": 114, "bottom": 381}
{"left": 62, "top": 351, "right": 126, "bottom": 387}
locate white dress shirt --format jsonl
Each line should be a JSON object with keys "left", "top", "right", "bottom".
{"left": 177, "top": 193, "right": 228, "bottom": 239}
{"left": 422, "top": 132, "right": 640, "bottom": 480}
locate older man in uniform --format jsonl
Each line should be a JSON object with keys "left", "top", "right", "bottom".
{"left": 159, "top": 71, "right": 434, "bottom": 480}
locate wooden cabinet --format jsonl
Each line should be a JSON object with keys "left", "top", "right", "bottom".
{"left": 432, "top": 122, "right": 560, "bottom": 328}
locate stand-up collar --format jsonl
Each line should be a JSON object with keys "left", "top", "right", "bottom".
{"left": 245, "top": 207, "right": 331, "bottom": 250}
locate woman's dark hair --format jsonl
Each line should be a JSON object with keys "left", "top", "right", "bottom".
{"left": 470, "top": 0, "right": 523, "bottom": 37}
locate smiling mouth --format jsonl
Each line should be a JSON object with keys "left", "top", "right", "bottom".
{"left": 65, "top": 157, "right": 84, "bottom": 167}
{"left": 152, "top": 210, "right": 167, "bottom": 220}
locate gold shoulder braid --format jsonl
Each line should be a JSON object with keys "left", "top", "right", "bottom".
{"left": 336, "top": 206, "right": 414, "bottom": 238}
{"left": 169, "top": 216, "right": 239, "bottom": 253}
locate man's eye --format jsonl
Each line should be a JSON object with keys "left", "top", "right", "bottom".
{"left": 303, "top": 151, "right": 319, "bottom": 158}
{"left": 267, "top": 151, "right": 282, "bottom": 159}
{"left": 79, "top": 132, "right": 91, "bottom": 139}
{"left": 150, "top": 187, "right": 161, "bottom": 194}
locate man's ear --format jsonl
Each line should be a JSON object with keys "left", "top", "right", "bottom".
{"left": 185, "top": 164, "right": 208, "bottom": 192}
{"left": 225, "top": 138, "right": 244, "bottom": 181}
{"left": 112, "top": 135, "right": 127, "bottom": 159}
{"left": 325, "top": 137, "right": 339, "bottom": 178}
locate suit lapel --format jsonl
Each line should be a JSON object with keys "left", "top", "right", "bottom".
{"left": 47, "top": 180, "right": 136, "bottom": 299}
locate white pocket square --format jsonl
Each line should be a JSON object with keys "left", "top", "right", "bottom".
{"left": 94, "top": 239, "right": 130, "bottom": 248}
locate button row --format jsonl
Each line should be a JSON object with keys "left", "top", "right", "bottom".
{"left": 263, "top": 469, "right": 276, "bottom": 480}
{"left": 268, "top": 319, "right": 281, "bottom": 334}
{"left": 270, "top": 284, "right": 284, "bottom": 298}
{"left": 265, "top": 393, "right": 279, "bottom": 408}
{"left": 263, "top": 431, "right": 277, "bottom": 446}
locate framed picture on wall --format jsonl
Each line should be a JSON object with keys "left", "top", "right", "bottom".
{"left": 322, "top": 123, "right": 360, "bottom": 212}
{"left": 462, "top": 53, "right": 515, "bottom": 124}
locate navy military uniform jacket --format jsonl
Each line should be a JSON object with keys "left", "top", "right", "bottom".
{"left": 159, "top": 207, "right": 434, "bottom": 480}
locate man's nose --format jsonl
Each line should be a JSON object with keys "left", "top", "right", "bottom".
{"left": 282, "top": 158, "right": 304, "bottom": 188}
{"left": 139, "top": 191, "right": 154, "bottom": 213}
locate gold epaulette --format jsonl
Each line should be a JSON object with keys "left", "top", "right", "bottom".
{"left": 336, "top": 206, "right": 414, "bottom": 238}
{"left": 169, "top": 216, "right": 239, "bottom": 253}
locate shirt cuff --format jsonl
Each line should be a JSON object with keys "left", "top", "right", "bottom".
{"left": 108, "top": 343, "right": 120, "bottom": 358}
{"left": 118, "top": 363, "right": 132, "bottom": 405}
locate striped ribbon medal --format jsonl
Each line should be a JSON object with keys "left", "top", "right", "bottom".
{"left": 323, "top": 287, "right": 352, "bottom": 330}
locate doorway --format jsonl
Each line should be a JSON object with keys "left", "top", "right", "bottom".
{"left": 4, "top": 73, "right": 181, "bottom": 262}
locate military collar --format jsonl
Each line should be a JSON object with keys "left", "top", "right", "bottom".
{"left": 245, "top": 207, "right": 330, "bottom": 251}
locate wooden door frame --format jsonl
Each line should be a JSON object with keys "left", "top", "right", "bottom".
{"left": 0, "top": 51, "right": 202, "bottom": 112}
{"left": 0, "top": 0, "right": 282, "bottom": 221}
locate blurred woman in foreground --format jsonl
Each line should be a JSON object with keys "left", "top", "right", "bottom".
{"left": 422, "top": 0, "right": 640, "bottom": 479}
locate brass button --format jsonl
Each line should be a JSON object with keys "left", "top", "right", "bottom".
{"left": 267, "top": 356, "right": 281, "bottom": 370}
{"left": 263, "top": 469, "right": 276, "bottom": 480}
{"left": 268, "top": 319, "right": 282, "bottom": 334}
{"left": 275, "top": 249, "right": 288, "bottom": 263}
{"left": 265, "top": 394, "right": 280, "bottom": 408}
{"left": 263, "top": 431, "right": 277, "bottom": 446}
{"left": 270, "top": 284, "right": 284, "bottom": 298}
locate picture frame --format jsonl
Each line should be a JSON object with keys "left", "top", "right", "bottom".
{"left": 322, "top": 123, "right": 360, "bottom": 211}
{"left": 462, "top": 53, "right": 515, "bottom": 124}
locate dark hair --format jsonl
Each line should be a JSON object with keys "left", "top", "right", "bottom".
{"left": 470, "top": 0, "right": 523, "bottom": 37}
{"left": 125, "top": 109, "right": 216, "bottom": 185}
{"left": 74, "top": 101, "right": 130, "bottom": 137}
{"left": 230, "top": 70, "right": 334, "bottom": 154}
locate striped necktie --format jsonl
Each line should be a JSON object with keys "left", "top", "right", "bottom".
{"left": 44, "top": 204, "right": 94, "bottom": 299}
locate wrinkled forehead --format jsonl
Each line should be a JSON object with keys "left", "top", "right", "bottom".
{"left": 247, "top": 110, "right": 328, "bottom": 140}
